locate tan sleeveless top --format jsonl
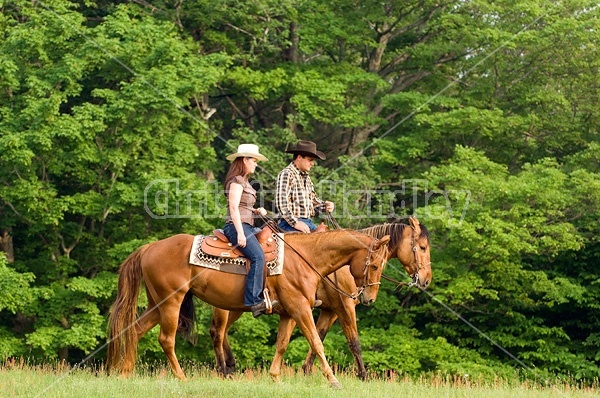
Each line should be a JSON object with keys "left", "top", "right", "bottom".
{"left": 225, "top": 175, "right": 256, "bottom": 225}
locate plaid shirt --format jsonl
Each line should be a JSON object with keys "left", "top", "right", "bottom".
{"left": 275, "top": 162, "right": 323, "bottom": 226}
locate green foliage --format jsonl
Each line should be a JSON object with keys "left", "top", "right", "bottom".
{"left": 360, "top": 325, "right": 517, "bottom": 379}
{"left": 0, "top": 327, "right": 28, "bottom": 358}
{"left": 285, "top": 324, "right": 354, "bottom": 369}
{"left": 0, "top": 254, "right": 35, "bottom": 313}
{"left": 412, "top": 146, "right": 600, "bottom": 379}
{"left": 221, "top": 315, "right": 274, "bottom": 368}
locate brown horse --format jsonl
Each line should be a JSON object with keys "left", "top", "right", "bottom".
{"left": 106, "top": 229, "right": 390, "bottom": 388}
{"left": 210, "top": 216, "right": 431, "bottom": 380}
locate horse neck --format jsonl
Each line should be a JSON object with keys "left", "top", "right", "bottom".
{"left": 360, "top": 223, "right": 406, "bottom": 260}
{"left": 290, "top": 231, "right": 368, "bottom": 276}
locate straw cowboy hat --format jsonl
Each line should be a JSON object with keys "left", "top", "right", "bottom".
{"left": 285, "top": 140, "right": 326, "bottom": 160}
{"left": 226, "top": 144, "right": 268, "bottom": 161}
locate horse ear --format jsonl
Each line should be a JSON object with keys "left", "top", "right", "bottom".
{"left": 408, "top": 216, "right": 421, "bottom": 235}
{"left": 375, "top": 235, "right": 391, "bottom": 249}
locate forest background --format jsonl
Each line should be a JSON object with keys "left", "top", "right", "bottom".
{"left": 0, "top": 0, "right": 599, "bottom": 383}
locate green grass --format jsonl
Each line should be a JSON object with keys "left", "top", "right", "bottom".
{"left": 0, "top": 360, "right": 597, "bottom": 398}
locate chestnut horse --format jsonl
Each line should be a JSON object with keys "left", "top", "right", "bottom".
{"left": 210, "top": 216, "right": 431, "bottom": 380}
{"left": 106, "top": 229, "right": 390, "bottom": 388}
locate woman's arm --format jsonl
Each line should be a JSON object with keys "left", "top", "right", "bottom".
{"left": 228, "top": 182, "right": 247, "bottom": 247}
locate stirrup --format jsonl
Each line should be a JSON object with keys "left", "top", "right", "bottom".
{"left": 263, "top": 289, "right": 274, "bottom": 314}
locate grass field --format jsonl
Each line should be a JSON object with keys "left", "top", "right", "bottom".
{"left": 1, "top": 360, "right": 597, "bottom": 398}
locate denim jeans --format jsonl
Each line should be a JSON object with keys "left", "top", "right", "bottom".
{"left": 223, "top": 222, "right": 265, "bottom": 307}
{"left": 277, "top": 217, "right": 317, "bottom": 232}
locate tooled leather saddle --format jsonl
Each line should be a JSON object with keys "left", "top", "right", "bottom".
{"left": 201, "top": 225, "right": 278, "bottom": 263}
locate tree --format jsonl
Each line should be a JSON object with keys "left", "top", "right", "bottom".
{"left": 0, "top": 0, "right": 226, "bottom": 360}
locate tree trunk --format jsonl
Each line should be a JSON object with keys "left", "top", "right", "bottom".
{"left": 58, "top": 347, "right": 69, "bottom": 362}
{"left": 0, "top": 229, "right": 14, "bottom": 263}
{"left": 283, "top": 21, "right": 299, "bottom": 63}
{"left": 368, "top": 32, "right": 390, "bottom": 73}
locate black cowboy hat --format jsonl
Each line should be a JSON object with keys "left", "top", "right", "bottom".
{"left": 285, "top": 140, "right": 326, "bottom": 160}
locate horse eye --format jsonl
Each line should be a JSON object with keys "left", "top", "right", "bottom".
{"left": 370, "top": 264, "right": 378, "bottom": 271}
{"left": 420, "top": 246, "right": 426, "bottom": 251}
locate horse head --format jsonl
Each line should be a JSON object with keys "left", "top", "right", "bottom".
{"left": 396, "top": 217, "right": 432, "bottom": 289}
{"left": 349, "top": 234, "right": 390, "bottom": 306}
{"left": 359, "top": 217, "right": 432, "bottom": 289}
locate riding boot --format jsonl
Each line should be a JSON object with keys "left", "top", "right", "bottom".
{"left": 251, "top": 300, "right": 278, "bottom": 318}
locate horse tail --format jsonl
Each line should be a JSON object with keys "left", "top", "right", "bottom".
{"left": 178, "top": 291, "right": 197, "bottom": 345}
{"left": 106, "top": 243, "right": 151, "bottom": 373}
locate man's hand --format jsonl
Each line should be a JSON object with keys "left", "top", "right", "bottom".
{"left": 294, "top": 221, "right": 311, "bottom": 233}
{"left": 324, "top": 201, "right": 335, "bottom": 213}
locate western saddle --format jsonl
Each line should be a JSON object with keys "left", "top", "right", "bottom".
{"left": 201, "top": 225, "right": 278, "bottom": 262}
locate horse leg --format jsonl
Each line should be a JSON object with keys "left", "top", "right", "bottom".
{"left": 210, "top": 308, "right": 243, "bottom": 377}
{"left": 302, "top": 309, "right": 338, "bottom": 375}
{"left": 210, "top": 307, "right": 229, "bottom": 376}
{"left": 268, "top": 315, "right": 296, "bottom": 383}
{"left": 222, "top": 311, "right": 243, "bottom": 374}
{"left": 335, "top": 300, "right": 367, "bottom": 380}
{"left": 120, "top": 289, "right": 160, "bottom": 376}
{"left": 157, "top": 294, "right": 187, "bottom": 380}
{"left": 293, "top": 307, "right": 342, "bottom": 389}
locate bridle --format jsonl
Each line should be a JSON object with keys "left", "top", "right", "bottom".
{"left": 381, "top": 225, "right": 430, "bottom": 289}
{"left": 304, "top": 234, "right": 381, "bottom": 300}
{"left": 322, "top": 211, "right": 386, "bottom": 299}
{"left": 346, "top": 237, "right": 383, "bottom": 299}
{"left": 409, "top": 226, "right": 426, "bottom": 285}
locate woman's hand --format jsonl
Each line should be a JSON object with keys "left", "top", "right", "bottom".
{"left": 236, "top": 234, "right": 247, "bottom": 248}
{"left": 254, "top": 207, "right": 267, "bottom": 216}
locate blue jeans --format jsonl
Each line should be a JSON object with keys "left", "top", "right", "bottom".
{"left": 223, "top": 223, "right": 266, "bottom": 307}
{"left": 278, "top": 218, "right": 317, "bottom": 232}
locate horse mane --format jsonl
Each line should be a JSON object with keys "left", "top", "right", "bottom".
{"left": 287, "top": 229, "right": 380, "bottom": 249}
{"left": 288, "top": 228, "right": 363, "bottom": 240}
{"left": 359, "top": 222, "right": 430, "bottom": 251}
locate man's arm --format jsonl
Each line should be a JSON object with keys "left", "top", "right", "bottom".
{"left": 307, "top": 176, "right": 322, "bottom": 207}
{"left": 308, "top": 177, "right": 335, "bottom": 213}
{"left": 275, "top": 169, "right": 298, "bottom": 227}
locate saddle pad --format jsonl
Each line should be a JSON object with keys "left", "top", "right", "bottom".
{"left": 189, "top": 233, "right": 284, "bottom": 276}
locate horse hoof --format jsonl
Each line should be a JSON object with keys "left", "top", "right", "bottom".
{"left": 330, "top": 381, "right": 343, "bottom": 389}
